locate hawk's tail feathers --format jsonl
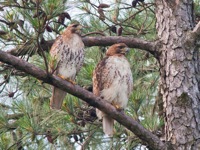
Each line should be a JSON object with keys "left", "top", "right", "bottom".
{"left": 103, "top": 116, "right": 114, "bottom": 136}
{"left": 50, "top": 87, "right": 67, "bottom": 110}
{"left": 96, "top": 108, "right": 103, "bottom": 119}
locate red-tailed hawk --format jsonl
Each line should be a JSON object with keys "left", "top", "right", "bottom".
{"left": 93, "top": 43, "right": 133, "bottom": 136}
{"left": 50, "top": 23, "right": 84, "bottom": 109}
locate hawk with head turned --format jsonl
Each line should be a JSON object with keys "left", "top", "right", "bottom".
{"left": 49, "top": 23, "right": 84, "bottom": 109}
{"left": 93, "top": 43, "right": 133, "bottom": 136}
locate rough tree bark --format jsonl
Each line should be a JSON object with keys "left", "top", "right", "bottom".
{"left": 155, "top": 0, "right": 200, "bottom": 149}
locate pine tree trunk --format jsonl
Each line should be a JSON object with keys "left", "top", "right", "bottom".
{"left": 155, "top": 0, "right": 200, "bottom": 149}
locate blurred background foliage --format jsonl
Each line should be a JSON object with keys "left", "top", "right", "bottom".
{"left": 0, "top": 0, "right": 199, "bottom": 149}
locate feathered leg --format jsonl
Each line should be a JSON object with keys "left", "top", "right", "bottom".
{"left": 50, "top": 87, "right": 67, "bottom": 109}
{"left": 103, "top": 115, "right": 114, "bottom": 136}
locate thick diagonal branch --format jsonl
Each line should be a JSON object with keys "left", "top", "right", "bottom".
{"left": 8, "top": 36, "right": 158, "bottom": 57}
{"left": 0, "top": 50, "right": 169, "bottom": 150}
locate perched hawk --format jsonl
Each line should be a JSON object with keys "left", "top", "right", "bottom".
{"left": 93, "top": 43, "right": 133, "bottom": 136}
{"left": 50, "top": 23, "right": 84, "bottom": 109}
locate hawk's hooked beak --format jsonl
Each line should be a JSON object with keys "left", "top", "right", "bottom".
{"left": 76, "top": 24, "right": 82, "bottom": 30}
{"left": 121, "top": 47, "right": 130, "bottom": 54}
{"left": 75, "top": 24, "right": 83, "bottom": 34}
{"left": 125, "top": 47, "right": 130, "bottom": 53}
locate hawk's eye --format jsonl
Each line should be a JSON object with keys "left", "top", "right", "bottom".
{"left": 72, "top": 24, "right": 79, "bottom": 28}
{"left": 118, "top": 45, "right": 125, "bottom": 49}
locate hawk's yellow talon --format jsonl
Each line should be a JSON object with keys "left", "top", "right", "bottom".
{"left": 111, "top": 102, "right": 122, "bottom": 110}
{"left": 58, "top": 74, "right": 65, "bottom": 79}
{"left": 58, "top": 74, "right": 76, "bottom": 85}
{"left": 66, "top": 78, "right": 76, "bottom": 85}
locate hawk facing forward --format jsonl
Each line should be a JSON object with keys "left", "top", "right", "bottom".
{"left": 50, "top": 23, "right": 84, "bottom": 109}
{"left": 93, "top": 43, "right": 133, "bottom": 136}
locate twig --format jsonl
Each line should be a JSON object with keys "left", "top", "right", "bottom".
{"left": 35, "top": 3, "right": 49, "bottom": 74}
{"left": 80, "top": 130, "right": 96, "bottom": 150}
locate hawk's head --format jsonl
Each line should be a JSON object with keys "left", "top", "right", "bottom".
{"left": 106, "top": 43, "right": 129, "bottom": 56}
{"left": 67, "top": 23, "right": 82, "bottom": 34}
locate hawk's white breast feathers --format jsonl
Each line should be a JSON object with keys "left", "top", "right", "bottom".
{"left": 100, "top": 56, "right": 133, "bottom": 108}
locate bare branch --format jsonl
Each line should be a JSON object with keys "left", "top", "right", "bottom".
{"left": 82, "top": 36, "right": 157, "bottom": 56}
{"left": 6, "top": 113, "right": 24, "bottom": 120}
{"left": 0, "top": 103, "right": 12, "bottom": 109}
{"left": 185, "top": 21, "right": 200, "bottom": 46}
{"left": 0, "top": 50, "right": 169, "bottom": 150}
{"left": 7, "top": 36, "right": 158, "bottom": 58}
{"left": 192, "top": 21, "right": 200, "bottom": 38}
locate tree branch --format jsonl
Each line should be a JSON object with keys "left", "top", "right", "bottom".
{"left": 6, "top": 113, "right": 24, "bottom": 120}
{"left": 0, "top": 50, "right": 169, "bottom": 150}
{"left": 82, "top": 36, "right": 157, "bottom": 55}
{"left": 185, "top": 21, "right": 200, "bottom": 47}
{"left": 192, "top": 21, "right": 200, "bottom": 39}
{"left": 7, "top": 36, "right": 158, "bottom": 57}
